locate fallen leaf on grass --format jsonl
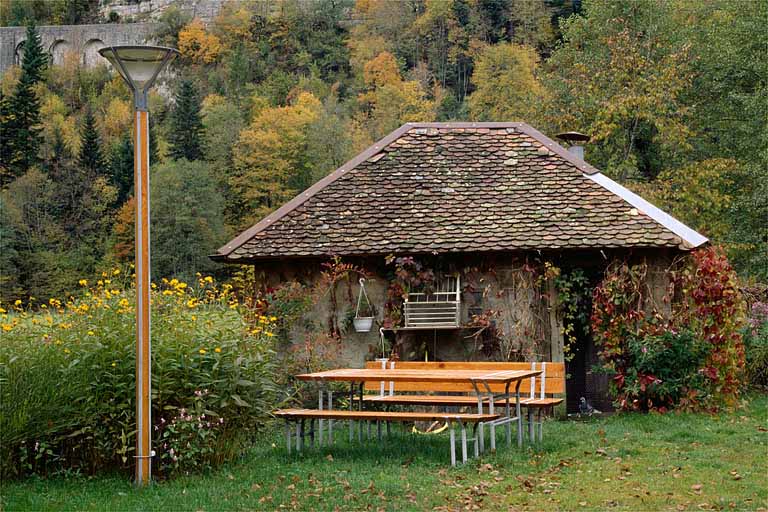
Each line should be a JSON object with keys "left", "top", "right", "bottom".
{"left": 691, "top": 484, "right": 703, "bottom": 494}
{"left": 326, "top": 454, "right": 333, "bottom": 461}
{"left": 251, "top": 483, "right": 261, "bottom": 491}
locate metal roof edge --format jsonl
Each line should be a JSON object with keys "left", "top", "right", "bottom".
{"left": 215, "top": 123, "right": 416, "bottom": 257}
{"left": 585, "top": 172, "right": 709, "bottom": 249}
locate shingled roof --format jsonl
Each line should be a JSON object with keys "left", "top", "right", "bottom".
{"left": 214, "top": 122, "right": 707, "bottom": 262}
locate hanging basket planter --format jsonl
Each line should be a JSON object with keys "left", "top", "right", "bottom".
{"left": 353, "top": 317, "right": 374, "bottom": 332}
{"left": 354, "top": 278, "right": 374, "bottom": 333}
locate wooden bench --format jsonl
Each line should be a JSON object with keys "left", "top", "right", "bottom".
{"left": 362, "top": 361, "right": 565, "bottom": 442}
{"left": 274, "top": 408, "right": 500, "bottom": 465}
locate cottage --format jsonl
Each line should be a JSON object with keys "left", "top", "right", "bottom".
{"left": 212, "top": 122, "right": 707, "bottom": 412}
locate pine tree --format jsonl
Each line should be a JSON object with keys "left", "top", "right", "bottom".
{"left": 3, "top": 22, "right": 47, "bottom": 182}
{"left": 110, "top": 134, "right": 134, "bottom": 204}
{"left": 167, "top": 79, "right": 204, "bottom": 161}
{"left": 21, "top": 21, "right": 48, "bottom": 85}
{"left": 8, "top": 71, "right": 42, "bottom": 176}
{"left": 78, "top": 109, "right": 106, "bottom": 176}
{"left": 0, "top": 91, "right": 15, "bottom": 187}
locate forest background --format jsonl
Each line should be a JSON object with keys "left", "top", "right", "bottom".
{"left": 0, "top": 0, "right": 765, "bottom": 303}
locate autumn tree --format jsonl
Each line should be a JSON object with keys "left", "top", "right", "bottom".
{"left": 168, "top": 79, "right": 204, "bottom": 161}
{"left": 231, "top": 92, "right": 322, "bottom": 228}
{"left": 468, "top": 43, "right": 545, "bottom": 123}
{"left": 353, "top": 52, "right": 436, "bottom": 148}
{"left": 545, "top": 0, "right": 693, "bottom": 182}
{"left": 178, "top": 18, "right": 223, "bottom": 64}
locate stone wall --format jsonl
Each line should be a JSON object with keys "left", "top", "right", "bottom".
{"left": 0, "top": 23, "right": 158, "bottom": 74}
{"left": 98, "top": 0, "right": 231, "bottom": 24}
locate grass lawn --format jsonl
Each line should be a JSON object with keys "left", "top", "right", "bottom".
{"left": 3, "top": 394, "right": 767, "bottom": 511}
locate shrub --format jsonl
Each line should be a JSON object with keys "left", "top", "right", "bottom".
{"left": 622, "top": 330, "right": 710, "bottom": 411}
{"left": 0, "top": 272, "right": 278, "bottom": 480}
{"left": 592, "top": 246, "right": 746, "bottom": 411}
{"left": 744, "top": 301, "right": 768, "bottom": 387}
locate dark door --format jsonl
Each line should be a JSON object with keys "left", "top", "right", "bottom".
{"left": 562, "top": 267, "right": 613, "bottom": 414}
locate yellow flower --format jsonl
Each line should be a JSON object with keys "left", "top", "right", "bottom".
{"left": 204, "top": 276, "right": 213, "bottom": 283}
{"left": 97, "top": 280, "right": 103, "bottom": 286}
{"left": 104, "top": 279, "right": 111, "bottom": 285}
{"left": 79, "top": 279, "right": 88, "bottom": 286}
{"left": 199, "top": 348, "right": 207, "bottom": 355}
{"left": 119, "top": 299, "right": 129, "bottom": 307}
{"left": 54, "top": 340, "right": 63, "bottom": 345}
{"left": 87, "top": 331, "right": 95, "bottom": 336}
{"left": 111, "top": 362, "right": 117, "bottom": 367}
{"left": 0, "top": 307, "right": 5, "bottom": 314}
{"left": 214, "top": 347, "right": 222, "bottom": 353}
{"left": 162, "top": 290, "right": 174, "bottom": 296}
{"left": 170, "top": 278, "right": 179, "bottom": 286}
{"left": 1, "top": 324, "right": 12, "bottom": 332}
{"left": 265, "top": 332, "right": 274, "bottom": 337}
{"left": 269, "top": 316, "right": 277, "bottom": 322}
{"left": 14, "top": 300, "right": 22, "bottom": 306}
{"left": 191, "top": 315, "right": 197, "bottom": 321}
{"left": 112, "top": 269, "right": 120, "bottom": 275}
{"left": 151, "top": 282, "right": 157, "bottom": 289}
{"left": 101, "top": 272, "right": 108, "bottom": 278}
{"left": 64, "top": 348, "right": 71, "bottom": 354}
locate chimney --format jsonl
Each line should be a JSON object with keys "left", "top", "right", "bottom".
{"left": 556, "top": 131, "right": 590, "bottom": 160}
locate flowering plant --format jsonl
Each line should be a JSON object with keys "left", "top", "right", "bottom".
{"left": 0, "top": 269, "right": 278, "bottom": 479}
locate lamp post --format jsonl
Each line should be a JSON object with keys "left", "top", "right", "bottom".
{"left": 98, "top": 45, "right": 178, "bottom": 486}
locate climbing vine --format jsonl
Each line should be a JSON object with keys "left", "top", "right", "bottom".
{"left": 592, "top": 247, "right": 746, "bottom": 411}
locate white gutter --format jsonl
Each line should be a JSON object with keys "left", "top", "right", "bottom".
{"left": 585, "top": 172, "right": 709, "bottom": 249}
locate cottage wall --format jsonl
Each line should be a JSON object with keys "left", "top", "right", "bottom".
{"left": 249, "top": 249, "right": 678, "bottom": 369}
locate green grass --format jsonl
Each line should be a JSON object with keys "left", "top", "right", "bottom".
{"left": 3, "top": 394, "right": 767, "bottom": 512}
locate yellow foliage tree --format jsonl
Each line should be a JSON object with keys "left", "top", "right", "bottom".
{"left": 100, "top": 97, "right": 131, "bottom": 147}
{"left": 231, "top": 92, "right": 322, "bottom": 228}
{"left": 632, "top": 158, "right": 739, "bottom": 243}
{"left": 354, "top": 52, "right": 436, "bottom": 149}
{"left": 468, "top": 43, "right": 545, "bottom": 123}
{"left": 39, "top": 91, "right": 80, "bottom": 157}
{"left": 178, "top": 18, "right": 222, "bottom": 64}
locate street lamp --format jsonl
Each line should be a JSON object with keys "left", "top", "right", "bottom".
{"left": 98, "top": 45, "right": 179, "bottom": 486}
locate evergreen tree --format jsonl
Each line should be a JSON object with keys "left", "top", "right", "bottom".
{"left": 167, "top": 79, "right": 204, "bottom": 161}
{"left": 110, "top": 134, "right": 134, "bottom": 204}
{"left": 2, "top": 22, "right": 48, "bottom": 182}
{"left": 77, "top": 109, "right": 106, "bottom": 176}
{"left": 0, "top": 92, "right": 15, "bottom": 187}
{"left": 21, "top": 22, "right": 48, "bottom": 85}
{"left": 8, "top": 72, "right": 42, "bottom": 177}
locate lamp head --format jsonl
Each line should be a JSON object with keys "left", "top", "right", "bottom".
{"left": 98, "top": 45, "right": 179, "bottom": 110}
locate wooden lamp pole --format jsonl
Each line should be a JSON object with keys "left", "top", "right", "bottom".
{"left": 98, "top": 45, "right": 178, "bottom": 486}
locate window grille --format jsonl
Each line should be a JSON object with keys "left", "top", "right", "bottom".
{"left": 404, "top": 275, "right": 461, "bottom": 329}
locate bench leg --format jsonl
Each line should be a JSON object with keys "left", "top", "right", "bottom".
{"left": 328, "top": 390, "right": 334, "bottom": 445}
{"left": 449, "top": 423, "right": 456, "bottom": 467}
{"left": 528, "top": 409, "right": 535, "bottom": 444}
{"left": 386, "top": 420, "right": 391, "bottom": 437}
{"left": 285, "top": 420, "right": 292, "bottom": 455}
{"left": 473, "top": 424, "right": 480, "bottom": 458}
{"left": 516, "top": 389, "right": 523, "bottom": 448}
{"left": 460, "top": 422, "right": 468, "bottom": 464}
{"left": 476, "top": 398, "right": 485, "bottom": 454}
{"left": 318, "top": 391, "right": 324, "bottom": 446}
{"left": 487, "top": 395, "right": 496, "bottom": 452}
{"left": 296, "top": 420, "right": 302, "bottom": 452}
{"left": 367, "top": 420, "right": 372, "bottom": 440}
{"left": 377, "top": 420, "right": 382, "bottom": 442}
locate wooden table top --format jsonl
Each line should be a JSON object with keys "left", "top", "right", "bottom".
{"left": 295, "top": 368, "right": 542, "bottom": 383}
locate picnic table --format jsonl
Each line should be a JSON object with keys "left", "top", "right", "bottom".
{"left": 294, "top": 367, "right": 541, "bottom": 456}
